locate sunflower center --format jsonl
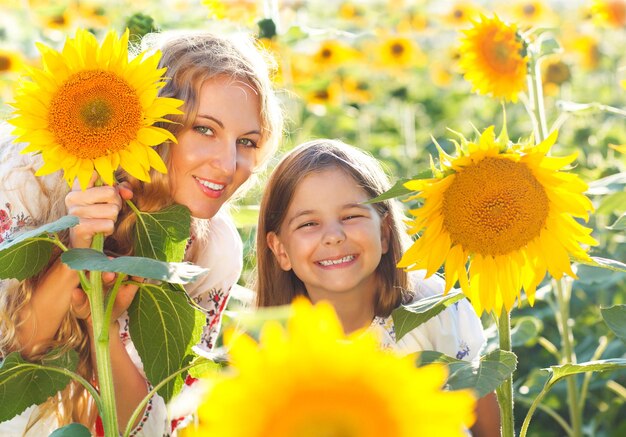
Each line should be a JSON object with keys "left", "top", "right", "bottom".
{"left": 79, "top": 98, "right": 113, "bottom": 128}
{"left": 391, "top": 43, "right": 405, "bottom": 56}
{"left": 48, "top": 70, "right": 143, "bottom": 159}
{"left": 0, "top": 55, "right": 10, "bottom": 72}
{"left": 442, "top": 156, "right": 549, "bottom": 256}
{"left": 523, "top": 4, "right": 536, "bottom": 16}
{"left": 321, "top": 48, "right": 333, "bottom": 59}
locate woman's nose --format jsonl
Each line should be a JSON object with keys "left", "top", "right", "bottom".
{"left": 211, "top": 140, "right": 237, "bottom": 176}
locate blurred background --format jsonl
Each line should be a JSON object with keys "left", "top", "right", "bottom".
{"left": 1, "top": 1, "right": 625, "bottom": 434}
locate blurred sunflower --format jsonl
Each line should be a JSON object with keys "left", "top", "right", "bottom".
{"left": 375, "top": 35, "right": 426, "bottom": 69}
{"left": 398, "top": 126, "right": 597, "bottom": 315}
{"left": 507, "top": 0, "right": 557, "bottom": 27}
{"left": 541, "top": 55, "right": 571, "bottom": 96}
{"left": 183, "top": 299, "right": 476, "bottom": 437}
{"left": 566, "top": 33, "right": 601, "bottom": 71}
{"left": 458, "top": 15, "right": 528, "bottom": 102}
{"left": 312, "top": 40, "right": 360, "bottom": 68}
{"left": 203, "top": 0, "right": 258, "bottom": 25}
{"left": 0, "top": 49, "right": 25, "bottom": 74}
{"left": 9, "top": 29, "right": 183, "bottom": 189}
{"left": 440, "top": 1, "right": 483, "bottom": 27}
{"left": 591, "top": 0, "right": 626, "bottom": 28}
{"left": 304, "top": 80, "right": 343, "bottom": 107}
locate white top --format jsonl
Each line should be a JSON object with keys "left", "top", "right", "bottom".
{"left": 0, "top": 124, "right": 243, "bottom": 436}
{"left": 368, "top": 272, "right": 485, "bottom": 362}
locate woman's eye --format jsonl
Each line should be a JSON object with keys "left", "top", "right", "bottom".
{"left": 344, "top": 215, "right": 363, "bottom": 220}
{"left": 238, "top": 138, "right": 258, "bottom": 149}
{"left": 297, "top": 222, "right": 316, "bottom": 229}
{"left": 194, "top": 126, "right": 214, "bottom": 136}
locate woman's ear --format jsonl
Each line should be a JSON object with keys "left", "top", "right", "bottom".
{"left": 267, "top": 232, "right": 292, "bottom": 271}
{"left": 381, "top": 213, "right": 391, "bottom": 254}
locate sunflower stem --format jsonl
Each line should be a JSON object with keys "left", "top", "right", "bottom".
{"left": 87, "top": 178, "right": 119, "bottom": 437}
{"left": 553, "top": 278, "right": 583, "bottom": 437}
{"left": 496, "top": 310, "right": 516, "bottom": 437}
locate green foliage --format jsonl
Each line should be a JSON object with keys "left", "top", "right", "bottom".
{"left": 416, "top": 349, "right": 517, "bottom": 399}
{"left": 49, "top": 423, "right": 91, "bottom": 437}
{"left": 133, "top": 204, "right": 191, "bottom": 263}
{"left": 61, "top": 248, "right": 207, "bottom": 283}
{"left": 0, "top": 350, "right": 78, "bottom": 422}
{"left": 128, "top": 283, "right": 204, "bottom": 403}
{"left": 0, "top": 215, "right": 79, "bottom": 280}
{"left": 601, "top": 305, "right": 626, "bottom": 343}
{"left": 392, "top": 289, "right": 465, "bottom": 341}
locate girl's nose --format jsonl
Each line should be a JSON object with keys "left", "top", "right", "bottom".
{"left": 322, "top": 223, "right": 346, "bottom": 245}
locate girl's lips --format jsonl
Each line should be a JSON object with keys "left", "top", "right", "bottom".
{"left": 194, "top": 176, "right": 226, "bottom": 199}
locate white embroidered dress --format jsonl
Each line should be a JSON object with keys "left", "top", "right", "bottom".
{"left": 0, "top": 124, "right": 242, "bottom": 436}
{"left": 368, "top": 272, "right": 485, "bottom": 362}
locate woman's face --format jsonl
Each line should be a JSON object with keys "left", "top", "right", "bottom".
{"left": 168, "top": 76, "right": 262, "bottom": 219}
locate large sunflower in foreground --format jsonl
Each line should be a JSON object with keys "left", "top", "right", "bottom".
{"left": 183, "top": 300, "right": 475, "bottom": 437}
{"left": 9, "top": 29, "right": 183, "bottom": 190}
{"left": 398, "top": 127, "right": 597, "bottom": 315}
{"left": 458, "top": 15, "right": 528, "bottom": 102}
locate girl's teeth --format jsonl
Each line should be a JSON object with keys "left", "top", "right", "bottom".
{"left": 319, "top": 255, "right": 355, "bottom": 266}
{"left": 196, "top": 178, "right": 225, "bottom": 190}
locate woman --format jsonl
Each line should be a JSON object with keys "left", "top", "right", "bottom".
{"left": 0, "top": 31, "right": 283, "bottom": 436}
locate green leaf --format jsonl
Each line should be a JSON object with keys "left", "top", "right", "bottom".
{"left": 187, "top": 356, "right": 223, "bottom": 379}
{"left": 366, "top": 178, "right": 411, "bottom": 204}
{"left": 128, "top": 283, "right": 204, "bottom": 403}
{"left": 596, "top": 191, "right": 626, "bottom": 215}
{"left": 0, "top": 350, "right": 78, "bottom": 422}
{"left": 0, "top": 215, "right": 79, "bottom": 280}
{"left": 415, "top": 349, "right": 517, "bottom": 398}
{"left": 538, "top": 36, "right": 561, "bottom": 57}
{"left": 601, "top": 305, "right": 626, "bottom": 343}
{"left": 511, "top": 317, "right": 543, "bottom": 347}
{"left": 547, "top": 359, "right": 626, "bottom": 381}
{"left": 573, "top": 256, "right": 626, "bottom": 273}
{"left": 608, "top": 212, "right": 626, "bottom": 230}
{"left": 49, "top": 423, "right": 91, "bottom": 437}
{"left": 61, "top": 249, "right": 207, "bottom": 284}
{"left": 587, "top": 171, "right": 626, "bottom": 195}
{"left": 392, "top": 290, "right": 465, "bottom": 341}
{"left": 134, "top": 204, "right": 191, "bottom": 263}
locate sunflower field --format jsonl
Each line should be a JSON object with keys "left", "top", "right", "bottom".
{"left": 0, "top": 0, "right": 625, "bottom": 436}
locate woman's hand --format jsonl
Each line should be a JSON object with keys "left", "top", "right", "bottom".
{"left": 65, "top": 172, "right": 133, "bottom": 249}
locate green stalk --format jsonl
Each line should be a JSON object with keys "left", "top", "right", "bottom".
{"left": 496, "top": 310, "right": 515, "bottom": 437}
{"left": 88, "top": 230, "right": 119, "bottom": 437}
{"left": 553, "top": 279, "right": 582, "bottom": 437}
{"left": 524, "top": 52, "right": 583, "bottom": 437}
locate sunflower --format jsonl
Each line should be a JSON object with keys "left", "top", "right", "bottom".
{"left": 440, "top": 1, "right": 483, "bottom": 27}
{"left": 398, "top": 127, "right": 597, "bottom": 315}
{"left": 9, "top": 29, "right": 183, "bottom": 190}
{"left": 506, "top": 0, "right": 557, "bottom": 27}
{"left": 183, "top": 299, "right": 475, "bottom": 437}
{"left": 312, "top": 40, "right": 360, "bottom": 68}
{"left": 375, "top": 35, "right": 425, "bottom": 69}
{"left": 458, "top": 15, "right": 528, "bottom": 102}
{"left": 591, "top": 0, "right": 626, "bottom": 28}
{"left": 0, "top": 49, "right": 25, "bottom": 74}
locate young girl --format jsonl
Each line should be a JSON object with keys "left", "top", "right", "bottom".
{"left": 0, "top": 31, "right": 282, "bottom": 436}
{"left": 256, "top": 139, "right": 500, "bottom": 437}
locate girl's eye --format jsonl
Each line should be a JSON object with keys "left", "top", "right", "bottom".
{"left": 237, "top": 138, "right": 259, "bottom": 149}
{"left": 194, "top": 126, "right": 215, "bottom": 136}
{"left": 296, "top": 222, "right": 316, "bottom": 229}
{"left": 344, "top": 215, "right": 363, "bottom": 220}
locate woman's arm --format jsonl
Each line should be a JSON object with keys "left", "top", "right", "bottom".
{"left": 471, "top": 392, "right": 501, "bottom": 437}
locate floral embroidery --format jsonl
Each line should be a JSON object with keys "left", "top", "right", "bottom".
{"left": 456, "top": 340, "right": 470, "bottom": 360}
{"left": 128, "top": 384, "right": 155, "bottom": 437}
{"left": 0, "top": 202, "right": 33, "bottom": 243}
{"left": 193, "top": 286, "right": 232, "bottom": 350}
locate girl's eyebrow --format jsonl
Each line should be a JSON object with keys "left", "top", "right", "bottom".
{"left": 287, "top": 210, "right": 315, "bottom": 227}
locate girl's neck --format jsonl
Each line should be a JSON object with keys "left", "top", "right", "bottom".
{"left": 309, "top": 292, "right": 376, "bottom": 335}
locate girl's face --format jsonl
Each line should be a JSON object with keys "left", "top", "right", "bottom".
{"left": 168, "top": 76, "right": 262, "bottom": 219}
{"left": 268, "top": 167, "right": 390, "bottom": 302}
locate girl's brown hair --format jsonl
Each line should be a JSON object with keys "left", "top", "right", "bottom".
{"left": 256, "top": 139, "right": 410, "bottom": 317}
